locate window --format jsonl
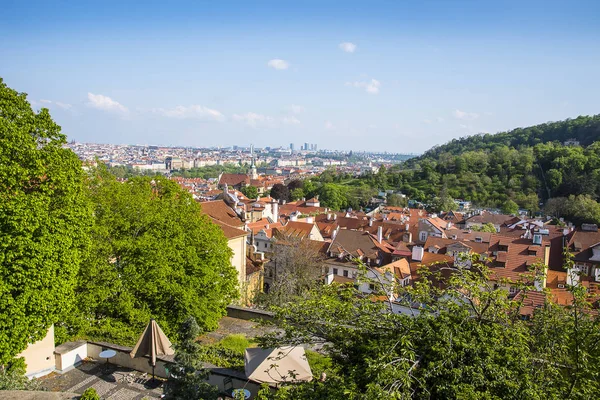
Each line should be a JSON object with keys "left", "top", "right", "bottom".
{"left": 369, "top": 283, "right": 375, "bottom": 291}
{"left": 343, "top": 270, "right": 349, "bottom": 278}
{"left": 509, "top": 286, "right": 517, "bottom": 294}
{"left": 581, "top": 264, "right": 590, "bottom": 275}
{"left": 264, "top": 242, "right": 268, "bottom": 248}
{"left": 420, "top": 232, "right": 428, "bottom": 242}
{"left": 475, "top": 237, "right": 482, "bottom": 243}
{"left": 333, "top": 268, "right": 338, "bottom": 275}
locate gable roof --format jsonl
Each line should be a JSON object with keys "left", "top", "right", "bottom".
{"left": 328, "top": 229, "right": 387, "bottom": 260}
{"left": 273, "top": 221, "right": 316, "bottom": 239}
{"left": 487, "top": 234, "right": 549, "bottom": 283}
{"left": 200, "top": 200, "right": 244, "bottom": 228}
{"left": 218, "top": 173, "right": 250, "bottom": 187}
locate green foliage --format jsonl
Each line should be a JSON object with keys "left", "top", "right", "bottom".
{"left": 386, "top": 193, "right": 407, "bottom": 207}
{"left": 316, "top": 183, "right": 348, "bottom": 211}
{"left": 290, "top": 187, "right": 305, "bottom": 201}
{"left": 545, "top": 195, "right": 600, "bottom": 225}
{"left": 67, "top": 167, "right": 238, "bottom": 344}
{"left": 195, "top": 334, "right": 253, "bottom": 370}
{"left": 165, "top": 317, "right": 218, "bottom": 400}
{"left": 255, "top": 255, "right": 600, "bottom": 399}
{"left": 501, "top": 199, "right": 520, "bottom": 215}
{"left": 218, "top": 334, "right": 253, "bottom": 354}
{"left": 241, "top": 185, "right": 259, "bottom": 200}
{"left": 382, "top": 116, "right": 600, "bottom": 213}
{"left": 304, "top": 350, "right": 333, "bottom": 378}
{"left": 80, "top": 388, "right": 100, "bottom": 400}
{"left": 0, "top": 78, "right": 92, "bottom": 366}
{"left": 470, "top": 222, "right": 498, "bottom": 233}
{"left": 0, "top": 357, "right": 42, "bottom": 390}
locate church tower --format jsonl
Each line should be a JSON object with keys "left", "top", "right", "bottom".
{"left": 248, "top": 144, "right": 258, "bottom": 180}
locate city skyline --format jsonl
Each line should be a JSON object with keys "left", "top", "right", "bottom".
{"left": 1, "top": 0, "right": 599, "bottom": 152}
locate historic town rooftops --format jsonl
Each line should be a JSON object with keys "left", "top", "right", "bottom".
{"left": 567, "top": 229, "right": 600, "bottom": 265}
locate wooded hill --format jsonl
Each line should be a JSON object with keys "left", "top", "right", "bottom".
{"left": 395, "top": 114, "right": 600, "bottom": 223}
{"left": 412, "top": 114, "right": 600, "bottom": 161}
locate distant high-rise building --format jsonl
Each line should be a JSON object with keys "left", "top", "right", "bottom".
{"left": 304, "top": 142, "right": 309, "bottom": 151}
{"left": 290, "top": 143, "right": 294, "bottom": 152}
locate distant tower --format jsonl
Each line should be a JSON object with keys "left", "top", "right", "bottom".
{"left": 249, "top": 144, "right": 258, "bottom": 180}
{"left": 290, "top": 143, "right": 294, "bottom": 152}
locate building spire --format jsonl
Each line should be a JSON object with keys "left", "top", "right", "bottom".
{"left": 249, "top": 144, "right": 258, "bottom": 179}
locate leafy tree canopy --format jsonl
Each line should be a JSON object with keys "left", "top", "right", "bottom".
{"left": 64, "top": 167, "right": 238, "bottom": 344}
{"left": 256, "top": 255, "right": 600, "bottom": 399}
{"left": 0, "top": 78, "right": 92, "bottom": 365}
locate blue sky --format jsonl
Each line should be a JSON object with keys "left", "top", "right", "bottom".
{"left": 1, "top": 0, "right": 599, "bottom": 153}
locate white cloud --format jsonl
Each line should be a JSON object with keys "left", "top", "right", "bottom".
{"left": 87, "top": 93, "right": 128, "bottom": 114}
{"left": 453, "top": 109, "right": 479, "bottom": 120}
{"left": 339, "top": 42, "right": 357, "bottom": 53}
{"left": 153, "top": 105, "right": 224, "bottom": 121}
{"left": 39, "top": 99, "right": 73, "bottom": 110}
{"left": 287, "top": 104, "right": 305, "bottom": 114}
{"left": 282, "top": 116, "right": 301, "bottom": 125}
{"left": 267, "top": 59, "right": 289, "bottom": 70}
{"left": 233, "top": 112, "right": 275, "bottom": 127}
{"left": 324, "top": 121, "right": 334, "bottom": 130}
{"left": 346, "top": 78, "right": 381, "bottom": 94}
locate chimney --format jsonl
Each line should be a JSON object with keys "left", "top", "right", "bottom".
{"left": 327, "top": 213, "right": 331, "bottom": 221}
{"left": 306, "top": 216, "right": 314, "bottom": 224}
{"left": 265, "top": 224, "right": 270, "bottom": 230}
{"left": 271, "top": 200, "right": 279, "bottom": 222}
{"left": 412, "top": 246, "right": 424, "bottom": 262}
{"left": 369, "top": 218, "right": 373, "bottom": 227}
{"left": 332, "top": 226, "right": 340, "bottom": 240}
{"left": 446, "top": 222, "right": 452, "bottom": 229}
{"left": 377, "top": 226, "right": 383, "bottom": 244}
{"left": 405, "top": 223, "right": 410, "bottom": 232}
{"left": 333, "top": 214, "right": 337, "bottom": 220}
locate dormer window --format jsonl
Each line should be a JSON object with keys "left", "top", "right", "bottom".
{"left": 475, "top": 237, "right": 482, "bottom": 243}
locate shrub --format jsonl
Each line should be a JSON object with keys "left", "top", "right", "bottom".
{"left": 80, "top": 387, "right": 100, "bottom": 400}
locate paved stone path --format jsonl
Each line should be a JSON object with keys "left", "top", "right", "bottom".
{"left": 40, "top": 362, "right": 165, "bottom": 399}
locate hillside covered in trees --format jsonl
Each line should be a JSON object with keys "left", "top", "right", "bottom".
{"left": 392, "top": 114, "right": 600, "bottom": 222}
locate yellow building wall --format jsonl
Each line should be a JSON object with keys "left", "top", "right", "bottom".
{"left": 17, "top": 324, "right": 55, "bottom": 377}
{"left": 228, "top": 235, "right": 247, "bottom": 288}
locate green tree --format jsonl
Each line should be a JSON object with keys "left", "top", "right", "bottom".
{"left": 242, "top": 185, "right": 259, "bottom": 200}
{"left": 386, "top": 193, "right": 407, "bottom": 207}
{"left": 165, "top": 316, "right": 218, "bottom": 400}
{"left": 502, "top": 199, "right": 520, "bottom": 215}
{"left": 256, "top": 255, "right": 600, "bottom": 399}
{"left": 68, "top": 167, "right": 238, "bottom": 344}
{"left": 317, "top": 184, "right": 347, "bottom": 211}
{"left": 470, "top": 222, "right": 498, "bottom": 233}
{"left": 0, "top": 78, "right": 92, "bottom": 366}
{"left": 290, "top": 187, "right": 305, "bottom": 201}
